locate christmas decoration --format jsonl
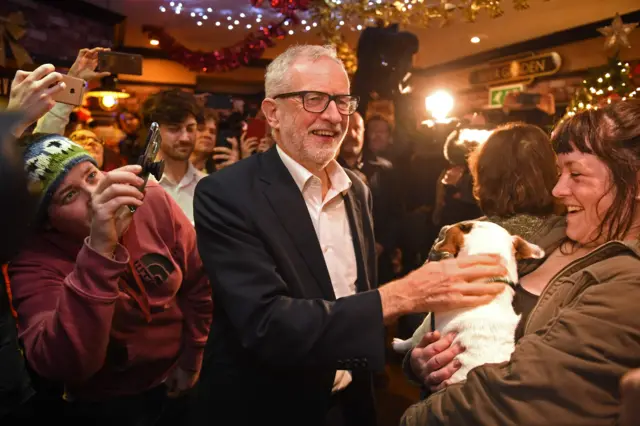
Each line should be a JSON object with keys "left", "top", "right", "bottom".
{"left": 0, "top": 11, "right": 33, "bottom": 68}
{"left": 143, "top": 14, "right": 297, "bottom": 72}
{"left": 251, "top": 0, "right": 312, "bottom": 15}
{"left": 147, "top": 0, "right": 313, "bottom": 72}
{"left": 566, "top": 14, "right": 639, "bottom": 117}
{"left": 311, "top": 0, "right": 543, "bottom": 31}
{"left": 597, "top": 13, "right": 638, "bottom": 50}
{"left": 309, "top": 0, "right": 545, "bottom": 74}
{"left": 566, "top": 57, "right": 637, "bottom": 116}
{"left": 149, "top": 0, "right": 543, "bottom": 74}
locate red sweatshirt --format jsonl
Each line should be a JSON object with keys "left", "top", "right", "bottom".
{"left": 8, "top": 181, "right": 212, "bottom": 400}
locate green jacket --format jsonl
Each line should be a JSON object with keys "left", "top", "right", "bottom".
{"left": 401, "top": 216, "right": 640, "bottom": 425}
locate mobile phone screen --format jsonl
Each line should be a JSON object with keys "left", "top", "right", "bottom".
{"left": 98, "top": 51, "right": 143, "bottom": 75}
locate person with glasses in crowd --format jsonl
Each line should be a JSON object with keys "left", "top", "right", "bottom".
{"left": 69, "top": 129, "right": 105, "bottom": 169}
{"left": 191, "top": 44, "right": 506, "bottom": 426}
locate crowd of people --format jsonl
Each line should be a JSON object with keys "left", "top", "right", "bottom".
{"left": 1, "top": 42, "right": 640, "bottom": 426}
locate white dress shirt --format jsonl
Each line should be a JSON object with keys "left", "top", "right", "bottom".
{"left": 153, "top": 162, "right": 204, "bottom": 224}
{"left": 276, "top": 145, "right": 357, "bottom": 393}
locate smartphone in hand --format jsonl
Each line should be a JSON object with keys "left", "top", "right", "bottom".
{"left": 245, "top": 118, "right": 267, "bottom": 140}
{"left": 130, "top": 122, "right": 164, "bottom": 213}
{"left": 515, "top": 92, "right": 542, "bottom": 107}
{"left": 98, "top": 51, "right": 143, "bottom": 76}
{"left": 50, "top": 74, "right": 86, "bottom": 106}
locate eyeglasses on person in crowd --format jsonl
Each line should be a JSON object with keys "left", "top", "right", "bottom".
{"left": 273, "top": 91, "right": 360, "bottom": 116}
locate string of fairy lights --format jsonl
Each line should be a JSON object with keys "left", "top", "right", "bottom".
{"left": 158, "top": 1, "right": 367, "bottom": 34}
{"left": 566, "top": 59, "right": 639, "bottom": 117}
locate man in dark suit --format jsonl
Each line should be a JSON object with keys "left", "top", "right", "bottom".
{"left": 191, "top": 44, "right": 506, "bottom": 426}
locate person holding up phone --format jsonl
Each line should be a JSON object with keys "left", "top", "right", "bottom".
{"left": 6, "top": 133, "right": 212, "bottom": 426}
{"left": 1, "top": 57, "right": 110, "bottom": 421}
{"left": 27, "top": 47, "right": 111, "bottom": 137}
{"left": 7, "top": 64, "right": 65, "bottom": 137}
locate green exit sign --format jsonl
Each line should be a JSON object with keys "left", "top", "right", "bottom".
{"left": 489, "top": 84, "right": 525, "bottom": 108}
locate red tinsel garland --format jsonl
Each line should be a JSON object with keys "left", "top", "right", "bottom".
{"left": 250, "top": 0, "right": 311, "bottom": 15}
{"left": 142, "top": 0, "right": 309, "bottom": 73}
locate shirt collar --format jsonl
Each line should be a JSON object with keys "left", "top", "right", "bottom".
{"left": 276, "top": 144, "right": 351, "bottom": 195}
{"left": 158, "top": 162, "right": 203, "bottom": 187}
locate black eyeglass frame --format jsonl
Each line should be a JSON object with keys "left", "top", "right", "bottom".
{"left": 272, "top": 91, "right": 360, "bottom": 116}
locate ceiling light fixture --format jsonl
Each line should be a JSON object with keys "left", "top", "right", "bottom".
{"left": 470, "top": 36, "right": 481, "bottom": 43}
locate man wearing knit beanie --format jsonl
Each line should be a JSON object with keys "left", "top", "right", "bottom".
{"left": 8, "top": 133, "right": 212, "bottom": 425}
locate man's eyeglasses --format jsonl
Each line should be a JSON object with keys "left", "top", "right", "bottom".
{"left": 273, "top": 91, "right": 360, "bottom": 116}
{"left": 71, "top": 134, "right": 104, "bottom": 148}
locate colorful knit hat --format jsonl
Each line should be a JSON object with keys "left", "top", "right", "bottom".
{"left": 22, "top": 133, "right": 97, "bottom": 222}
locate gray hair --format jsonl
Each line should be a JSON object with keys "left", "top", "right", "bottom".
{"left": 264, "top": 44, "right": 347, "bottom": 98}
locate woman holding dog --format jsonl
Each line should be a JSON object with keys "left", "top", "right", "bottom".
{"left": 403, "top": 100, "right": 640, "bottom": 425}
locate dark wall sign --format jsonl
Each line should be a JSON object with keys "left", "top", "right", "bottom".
{"left": 0, "top": 0, "right": 123, "bottom": 68}
{"left": 0, "top": 0, "right": 124, "bottom": 97}
{"left": 469, "top": 52, "right": 562, "bottom": 86}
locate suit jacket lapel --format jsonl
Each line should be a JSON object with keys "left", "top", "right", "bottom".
{"left": 344, "top": 187, "right": 370, "bottom": 293}
{"left": 259, "top": 148, "right": 336, "bottom": 300}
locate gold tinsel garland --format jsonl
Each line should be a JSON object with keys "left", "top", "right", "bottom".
{"left": 311, "top": 0, "right": 549, "bottom": 74}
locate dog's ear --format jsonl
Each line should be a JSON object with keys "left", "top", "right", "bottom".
{"left": 433, "top": 225, "right": 464, "bottom": 257}
{"left": 513, "top": 235, "right": 545, "bottom": 260}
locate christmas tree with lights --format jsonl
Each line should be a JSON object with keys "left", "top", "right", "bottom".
{"left": 566, "top": 14, "right": 638, "bottom": 117}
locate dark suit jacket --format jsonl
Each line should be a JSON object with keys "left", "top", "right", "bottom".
{"left": 191, "top": 147, "right": 386, "bottom": 426}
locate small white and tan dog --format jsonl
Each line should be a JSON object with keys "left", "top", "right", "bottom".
{"left": 392, "top": 220, "right": 545, "bottom": 384}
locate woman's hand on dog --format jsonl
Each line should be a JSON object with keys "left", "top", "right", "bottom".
{"left": 410, "top": 330, "right": 464, "bottom": 392}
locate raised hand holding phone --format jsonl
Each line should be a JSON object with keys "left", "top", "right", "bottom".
{"left": 88, "top": 165, "right": 145, "bottom": 258}
{"left": 69, "top": 47, "right": 111, "bottom": 82}
{"left": 7, "top": 64, "right": 65, "bottom": 136}
{"left": 130, "top": 122, "right": 164, "bottom": 213}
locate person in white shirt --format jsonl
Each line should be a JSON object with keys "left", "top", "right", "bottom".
{"left": 191, "top": 44, "right": 506, "bottom": 426}
{"left": 140, "top": 89, "right": 204, "bottom": 223}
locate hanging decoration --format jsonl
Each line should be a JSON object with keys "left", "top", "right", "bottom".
{"left": 142, "top": 15, "right": 298, "bottom": 72}
{"left": 0, "top": 11, "right": 34, "bottom": 68}
{"left": 566, "top": 14, "right": 638, "bottom": 117}
{"left": 148, "top": 0, "right": 546, "bottom": 73}
{"left": 250, "top": 0, "right": 312, "bottom": 15}
{"left": 310, "top": 0, "right": 547, "bottom": 31}
{"left": 597, "top": 13, "right": 638, "bottom": 50}
{"left": 145, "top": 0, "right": 310, "bottom": 72}
{"left": 309, "top": 0, "right": 547, "bottom": 74}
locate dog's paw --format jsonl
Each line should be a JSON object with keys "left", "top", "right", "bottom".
{"left": 392, "top": 337, "right": 410, "bottom": 353}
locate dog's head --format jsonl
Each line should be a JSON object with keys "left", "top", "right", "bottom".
{"left": 433, "top": 221, "right": 545, "bottom": 283}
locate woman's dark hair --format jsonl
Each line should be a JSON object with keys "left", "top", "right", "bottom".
{"left": 468, "top": 122, "right": 559, "bottom": 217}
{"left": 551, "top": 99, "right": 640, "bottom": 242}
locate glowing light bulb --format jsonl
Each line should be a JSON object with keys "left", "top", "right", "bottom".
{"left": 100, "top": 95, "right": 117, "bottom": 109}
{"left": 425, "top": 90, "right": 454, "bottom": 122}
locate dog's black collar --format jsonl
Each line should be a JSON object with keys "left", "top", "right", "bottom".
{"left": 488, "top": 277, "right": 518, "bottom": 290}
